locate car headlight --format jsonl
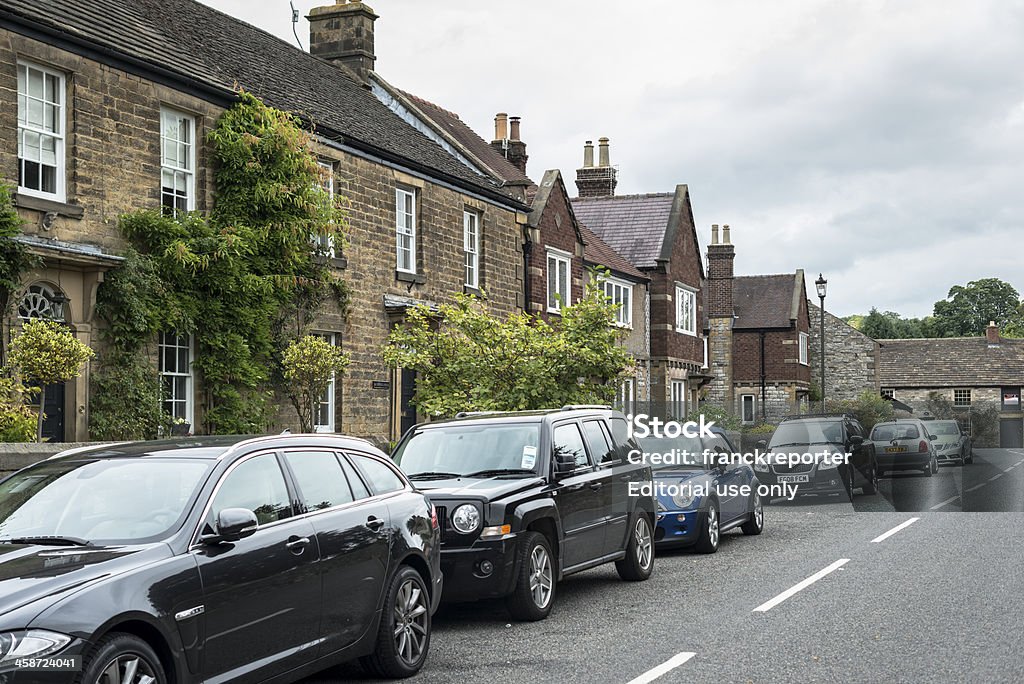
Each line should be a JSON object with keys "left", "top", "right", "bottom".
{"left": 451, "top": 504, "right": 481, "bottom": 534}
{"left": 753, "top": 461, "right": 770, "bottom": 473}
{"left": 817, "top": 454, "right": 842, "bottom": 470}
{"left": 671, "top": 480, "right": 699, "bottom": 509}
{"left": 0, "top": 630, "right": 71, "bottom": 666}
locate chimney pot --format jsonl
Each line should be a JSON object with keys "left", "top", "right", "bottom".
{"left": 494, "top": 113, "right": 508, "bottom": 142}
{"left": 598, "top": 137, "right": 611, "bottom": 167}
{"left": 583, "top": 141, "right": 594, "bottom": 168}
{"left": 509, "top": 116, "right": 521, "bottom": 142}
{"left": 711, "top": 224, "right": 720, "bottom": 245}
{"left": 723, "top": 224, "right": 731, "bottom": 244}
{"left": 987, "top": 321, "right": 1000, "bottom": 343}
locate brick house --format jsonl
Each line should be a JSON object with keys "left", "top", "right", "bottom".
{"left": 878, "top": 324, "right": 1024, "bottom": 447}
{"left": 703, "top": 226, "right": 812, "bottom": 424}
{"left": 0, "top": 0, "right": 527, "bottom": 443}
{"left": 806, "top": 301, "right": 881, "bottom": 403}
{"left": 571, "top": 145, "right": 707, "bottom": 418}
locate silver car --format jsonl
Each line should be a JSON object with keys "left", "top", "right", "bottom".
{"left": 928, "top": 419, "right": 974, "bottom": 465}
{"left": 871, "top": 418, "right": 940, "bottom": 477}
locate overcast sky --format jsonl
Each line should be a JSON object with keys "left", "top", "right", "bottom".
{"left": 202, "top": 0, "right": 1024, "bottom": 318}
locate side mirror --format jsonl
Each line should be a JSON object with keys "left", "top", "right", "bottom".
{"left": 553, "top": 450, "right": 576, "bottom": 477}
{"left": 849, "top": 435, "right": 864, "bottom": 446}
{"left": 205, "top": 508, "right": 259, "bottom": 544}
{"left": 756, "top": 439, "right": 767, "bottom": 449}
{"left": 929, "top": 434, "right": 938, "bottom": 441}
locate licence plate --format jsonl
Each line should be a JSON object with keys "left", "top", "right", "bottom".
{"left": 778, "top": 474, "right": 809, "bottom": 483}
{"left": 885, "top": 446, "right": 908, "bottom": 453}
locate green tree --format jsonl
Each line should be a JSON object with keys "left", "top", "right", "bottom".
{"left": 282, "top": 335, "right": 351, "bottom": 433}
{"left": 383, "top": 280, "right": 634, "bottom": 416}
{"left": 6, "top": 319, "right": 94, "bottom": 441}
{"left": 932, "top": 278, "right": 1023, "bottom": 337}
{"left": 922, "top": 391, "right": 955, "bottom": 420}
{"left": 858, "top": 308, "right": 931, "bottom": 339}
{"left": 826, "top": 390, "right": 894, "bottom": 432}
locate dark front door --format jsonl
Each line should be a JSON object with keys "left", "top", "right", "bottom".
{"left": 41, "top": 382, "right": 65, "bottom": 443}
{"left": 1000, "top": 419, "right": 1024, "bottom": 449}
{"left": 400, "top": 367, "right": 418, "bottom": 436}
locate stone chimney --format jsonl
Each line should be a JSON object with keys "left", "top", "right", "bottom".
{"left": 986, "top": 321, "right": 1000, "bottom": 344}
{"left": 575, "top": 137, "right": 617, "bottom": 197}
{"left": 308, "top": 1, "right": 378, "bottom": 85}
{"left": 489, "top": 113, "right": 528, "bottom": 174}
{"left": 707, "top": 224, "right": 735, "bottom": 317}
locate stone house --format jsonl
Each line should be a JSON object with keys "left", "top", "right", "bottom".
{"left": 0, "top": 0, "right": 527, "bottom": 443}
{"left": 703, "top": 226, "right": 812, "bottom": 424}
{"left": 571, "top": 146, "right": 708, "bottom": 418}
{"left": 878, "top": 324, "right": 1024, "bottom": 447}
{"left": 807, "top": 301, "right": 881, "bottom": 403}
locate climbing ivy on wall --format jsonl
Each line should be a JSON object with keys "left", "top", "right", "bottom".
{"left": 0, "top": 186, "right": 39, "bottom": 364}
{"left": 93, "top": 90, "right": 349, "bottom": 436}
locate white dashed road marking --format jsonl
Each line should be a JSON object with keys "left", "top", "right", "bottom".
{"left": 966, "top": 484, "right": 985, "bottom": 493}
{"left": 626, "top": 652, "right": 697, "bottom": 684}
{"left": 991, "top": 474, "right": 1003, "bottom": 482}
{"left": 871, "top": 517, "right": 920, "bottom": 543}
{"left": 930, "top": 496, "right": 960, "bottom": 510}
{"left": 753, "top": 559, "right": 850, "bottom": 613}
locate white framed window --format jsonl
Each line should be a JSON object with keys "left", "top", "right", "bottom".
{"left": 740, "top": 394, "right": 756, "bottom": 425}
{"left": 953, "top": 388, "right": 971, "bottom": 407}
{"left": 464, "top": 209, "right": 479, "bottom": 288}
{"left": 703, "top": 336, "right": 709, "bottom": 368}
{"left": 314, "top": 160, "right": 335, "bottom": 256}
{"left": 881, "top": 388, "right": 895, "bottom": 400}
{"left": 670, "top": 379, "right": 687, "bottom": 419}
{"left": 396, "top": 186, "right": 417, "bottom": 273}
{"left": 603, "top": 277, "right": 633, "bottom": 327}
{"left": 159, "top": 332, "right": 193, "bottom": 426}
{"left": 313, "top": 332, "right": 337, "bottom": 433}
{"left": 675, "top": 285, "right": 697, "bottom": 336}
{"left": 160, "top": 108, "right": 195, "bottom": 216}
{"left": 799, "top": 332, "right": 809, "bottom": 365}
{"left": 547, "top": 248, "right": 571, "bottom": 313}
{"left": 618, "top": 377, "right": 636, "bottom": 415}
{"left": 17, "top": 61, "right": 65, "bottom": 201}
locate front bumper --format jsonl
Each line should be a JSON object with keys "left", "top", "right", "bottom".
{"left": 655, "top": 509, "right": 703, "bottom": 546}
{"left": 935, "top": 447, "right": 964, "bottom": 462}
{"left": 438, "top": 534, "right": 519, "bottom": 602}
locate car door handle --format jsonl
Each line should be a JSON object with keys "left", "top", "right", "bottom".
{"left": 285, "top": 536, "right": 310, "bottom": 552}
{"left": 366, "top": 516, "right": 385, "bottom": 531}
{"left": 589, "top": 482, "right": 604, "bottom": 491}
{"left": 564, "top": 483, "right": 585, "bottom": 492}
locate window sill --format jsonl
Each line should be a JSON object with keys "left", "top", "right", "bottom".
{"left": 676, "top": 328, "right": 698, "bottom": 337}
{"left": 314, "top": 254, "right": 348, "bottom": 269}
{"left": 13, "top": 193, "right": 84, "bottom": 219}
{"left": 396, "top": 270, "right": 426, "bottom": 284}
{"left": 463, "top": 285, "right": 481, "bottom": 296}
{"left": 546, "top": 308, "right": 563, "bottom": 316}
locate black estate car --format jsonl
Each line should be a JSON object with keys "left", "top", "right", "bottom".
{"left": 391, "top": 407, "right": 656, "bottom": 621}
{"left": 757, "top": 414, "right": 879, "bottom": 497}
{"left": 0, "top": 434, "right": 441, "bottom": 683}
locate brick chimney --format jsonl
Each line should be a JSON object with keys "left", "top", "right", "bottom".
{"left": 575, "top": 137, "right": 618, "bottom": 197}
{"left": 986, "top": 321, "right": 1000, "bottom": 344}
{"left": 489, "top": 113, "right": 528, "bottom": 174}
{"left": 307, "top": 1, "right": 378, "bottom": 85}
{"left": 707, "top": 224, "right": 735, "bottom": 316}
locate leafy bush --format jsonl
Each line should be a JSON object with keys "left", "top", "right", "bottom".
{"left": 969, "top": 401, "right": 1000, "bottom": 447}
{"left": 687, "top": 403, "right": 742, "bottom": 432}
{"left": 0, "top": 377, "right": 36, "bottom": 443}
{"left": 744, "top": 422, "right": 777, "bottom": 434}
{"left": 923, "top": 391, "right": 955, "bottom": 419}
{"left": 89, "top": 351, "right": 170, "bottom": 441}
{"left": 825, "top": 390, "right": 894, "bottom": 432}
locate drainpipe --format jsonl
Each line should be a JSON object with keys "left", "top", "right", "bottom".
{"left": 759, "top": 331, "right": 767, "bottom": 422}
{"left": 522, "top": 232, "right": 532, "bottom": 315}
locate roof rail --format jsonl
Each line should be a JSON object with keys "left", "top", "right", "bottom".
{"left": 454, "top": 410, "right": 506, "bottom": 419}
{"left": 782, "top": 412, "right": 854, "bottom": 420}
{"left": 560, "top": 404, "right": 612, "bottom": 411}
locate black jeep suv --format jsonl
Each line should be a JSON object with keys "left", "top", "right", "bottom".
{"left": 391, "top": 407, "right": 656, "bottom": 621}
{"left": 757, "top": 414, "right": 879, "bottom": 497}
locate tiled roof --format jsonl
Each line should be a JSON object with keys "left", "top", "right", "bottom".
{"left": 1, "top": 0, "right": 516, "bottom": 202}
{"left": 733, "top": 274, "right": 801, "bottom": 329}
{"left": 879, "top": 337, "right": 1024, "bottom": 388}
{"left": 580, "top": 226, "right": 646, "bottom": 281}
{"left": 399, "top": 91, "right": 534, "bottom": 186}
{"left": 571, "top": 194, "right": 675, "bottom": 268}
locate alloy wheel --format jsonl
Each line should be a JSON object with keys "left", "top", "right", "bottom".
{"left": 753, "top": 494, "right": 764, "bottom": 530}
{"left": 528, "top": 544, "right": 553, "bottom": 609}
{"left": 708, "top": 506, "right": 719, "bottom": 548}
{"left": 393, "top": 578, "right": 429, "bottom": 666}
{"left": 95, "top": 654, "right": 158, "bottom": 684}
{"left": 634, "top": 516, "right": 653, "bottom": 570}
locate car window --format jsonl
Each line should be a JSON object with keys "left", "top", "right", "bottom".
{"left": 213, "top": 453, "right": 292, "bottom": 526}
{"left": 582, "top": 420, "right": 615, "bottom": 465}
{"left": 350, "top": 453, "right": 405, "bottom": 495}
{"left": 553, "top": 423, "right": 590, "bottom": 469}
{"left": 872, "top": 423, "right": 920, "bottom": 441}
{"left": 705, "top": 436, "right": 738, "bottom": 468}
{"left": 339, "top": 454, "right": 371, "bottom": 499}
{"left": 284, "top": 450, "right": 354, "bottom": 512}
{"left": 932, "top": 422, "right": 961, "bottom": 436}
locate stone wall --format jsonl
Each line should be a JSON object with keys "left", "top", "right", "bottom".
{"left": 807, "top": 301, "right": 880, "bottom": 401}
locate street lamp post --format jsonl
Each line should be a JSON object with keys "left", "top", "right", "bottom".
{"left": 815, "top": 274, "right": 827, "bottom": 413}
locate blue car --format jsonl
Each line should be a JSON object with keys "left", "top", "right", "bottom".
{"left": 637, "top": 429, "right": 763, "bottom": 553}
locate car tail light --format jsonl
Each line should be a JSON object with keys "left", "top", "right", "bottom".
{"left": 430, "top": 504, "right": 439, "bottom": 529}
{"left": 919, "top": 440, "right": 928, "bottom": 453}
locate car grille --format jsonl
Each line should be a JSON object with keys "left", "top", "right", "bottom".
{"left": 772, "top": 463, "right": 813, "bottom": 474}
{"left": 434, "top": 505, "right": 447, "bottom": 537}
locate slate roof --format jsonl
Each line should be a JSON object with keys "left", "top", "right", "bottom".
{"left": 733, "top": 274, "right": 803, "bottom": 329}
{"left": 580, "top": 225, "right": 646, "bottom": 281}
{"left": 1, "top": 0, "right": 519, "bottom": 204}
{"left": 571, "top": 194, "right": 675, "bottom": 268}
{"left": 878, "top": 337, "right": 1024, "bottom": 388}
{"left": 398, "top": 91, "right": 534, "bottom": 186}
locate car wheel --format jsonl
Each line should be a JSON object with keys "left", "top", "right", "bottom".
{"left": 616, "top": 513, "right": 654, "bottom": 581}
{"left": 81, "top": 633, "right": 166, "bottom": 684}
{"left": 740, "top": 491, "right": 764, "bottom": 535}
{"left": 694, "top": 499, "right": 720, "bottom": 554}
{"left": 862, "top": 465, "right": 879, "bottom": 495}
{"left": 360, "top": 565, "right": 431, "bottom": 678}
{"left": 966, "top": 451, "right": 975, "bottom": 464}
{"left": 932, "top": 457, "right": 939, "bottom": 474}
{"left": 505, "top": 531, "right": 556, "bottom": 621}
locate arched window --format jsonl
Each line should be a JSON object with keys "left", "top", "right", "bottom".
{"left": 18, "top": 283, "right": 67, "bottom": 322}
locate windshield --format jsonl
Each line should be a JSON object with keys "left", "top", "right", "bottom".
{"left": 394, "top": 424, "right": 542, "bottom": 478}
{"left": 768, "top": 420, "right": 844, "bottom": 448}
{"left": 871, "top": 423, "right": 921, "bottom": 441}
{"left": 931, "top": 421, "right": 960, "bottom": 436}
{"left": 0, "top": 458, "right": 211, "bottom": 544}
{"left": 637, "top": 435, "right": 706, "bottom": 470}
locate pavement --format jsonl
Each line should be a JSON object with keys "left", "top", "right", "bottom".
{"left": 303, "top": 448, "right": 1024, "bottom": 683}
